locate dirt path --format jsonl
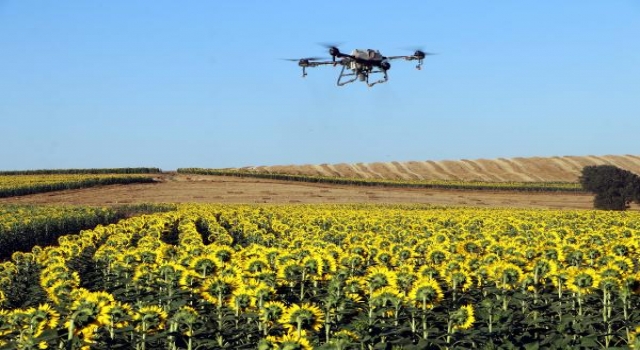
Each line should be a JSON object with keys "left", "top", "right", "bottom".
{"left": 0, "top": 174, "right": 608, "bottom": 210}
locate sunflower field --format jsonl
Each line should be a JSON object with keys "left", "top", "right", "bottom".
{"left": 0, "top": 174, "right": 157, "bottom": 199}
{"left": 1, "top": 204, "right": 639, "bottom": 349}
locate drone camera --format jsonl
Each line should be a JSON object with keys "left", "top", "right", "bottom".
{"left": 381, "top": 61, "right": 391, "bottom": 70}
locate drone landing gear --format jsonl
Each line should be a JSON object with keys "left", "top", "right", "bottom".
{"left": 336, "top": 66, "right": 389, "bottom": 87}
{"left": 336, "top": 65, "right": 358, "bottom": 86}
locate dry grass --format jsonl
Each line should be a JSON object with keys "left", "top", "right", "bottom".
{"left": 250, "top": 155, "right": 640, "bottom": 182}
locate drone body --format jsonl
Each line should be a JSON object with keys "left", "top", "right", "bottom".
{"left": 287, "top": 45, "right": 432, "bottom": 87}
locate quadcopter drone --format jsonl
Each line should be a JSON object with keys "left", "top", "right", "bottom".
{"left": 285, "top": 45, "right": 433, "bottom": 87}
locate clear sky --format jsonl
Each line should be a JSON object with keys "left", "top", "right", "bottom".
{"left": 1, "top": 1, "right": 638, "bottom": 171}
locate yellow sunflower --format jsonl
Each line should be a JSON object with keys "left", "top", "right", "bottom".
{"left": 189, "top": 255, "right": 220, "bottom": 278}
{"left": 279, "top": 303, "right": 325, "bottom": 334}
{"left": 261, "top": 301, "right": 287, "bottom": 326}
{"left": 271, "top": 329, "right": 313, "bottom": 350}
{"left": 450, "top": 304, "right": 475, "bottom": 331}
{"left": 567, "top": 267, "right": 600, "bottom": 295}
{"left": 362, "top": 266, "right": 398, "bottom": 292}
{"left": 133, "top": 305, "right": 168, "bottom": 333}
{"left": 199, "top": 275, "right": 240, "bottom": 306}
{"left": 408, "top": 277, "right": 444, "bottom": 310}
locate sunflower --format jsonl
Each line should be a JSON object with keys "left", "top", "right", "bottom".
{"left": 228, "top": 286, "right": 257, "bottom": 312}
{"left": 302, "top": 254, "right": 324, "bottom": 279}
{"left": 611, "top": 256, "right": 635, "bottom": 274}
{"left": 172, "top": 306, "right": 199, "bottom": 336}
{"left": 212, "top": 246, "right": 235, "bottom": 266}
{"left": 567, "top": 267, "right": 600, "bottom": 295}
{"left": 442, "top": 268, "right": 474, "bottom": 292}
{"left": 362, "top": 266, "right": 398, "bottom": 292}
{"left": 189, "top": 255, "right": 220, "bottom": 278}
{"left": 46, "top": 280, "right": 76, "bottom": 305}
{"left": 271, "top": 329, "right": 313, "bottom": 350}
{"left": 199, "top": 275, "right": 240, "bottom": 306}
{"left": 277, "top": 260, "right": 304, "bottom": 286}
{"left": 371, "top": 286, "right": 405, "bottom": 310}
{"left": 279, "top": 303, "right": 325, "bottom": 334}
{"left": 395, "top": 268, "right": 418, "bottom": 295}
{"left": 598, "top": 262, "right": 624, "bottom": 280}
{"left": 374, "top": 250, "right": 394, "bottom": 267}
{"left": 530, "top": 258, "right": 558, "bottom": 283}
{"left": 33, "top": 304, "right": 60, "bottom": 330}
{"left": 244, "top": 279, "right": 275, "bottom": 307}
{"left": 261, "top": 301, "right": 287, "bottom": 326}
{"left": 450, "top": 304, "right": 475, "bottom": 331}
{"left": 98, "top": 301, "right": 133, "bottom": 330}
{"left": 337, "top": 253, "right": 363, "bottom": 273}
{"left": 492, "top": 262, "right": 524, "bottom": 290}
{"left": 134, "top": 305, "right": 168, "bottom": 333}
{"left": 243, "top": 256, "right": 272, "bottom": 278}
{"left": 333, "top": 328, "right": 360, "bottom": 342}
{"left": 408, "top": 277, "right": 444, "bottom": 309}
{"left": 417, "top": 265, "right": 440, "bottom": 279}
{"left": 178, "top": 270, "right": 204, "bottom": 291}
{"left": 426, "top": 247, "right": 449, "bottom": 266}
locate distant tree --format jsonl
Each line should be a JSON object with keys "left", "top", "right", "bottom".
{"left": 579, "top": 165, "right": 640, "bottom": 210}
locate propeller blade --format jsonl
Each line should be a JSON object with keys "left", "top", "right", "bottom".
{"left": 318, "top": 42, "right": 344, "bottom": 49}
{"left": 281, "top": 57, "right": 327, "bottom": 62}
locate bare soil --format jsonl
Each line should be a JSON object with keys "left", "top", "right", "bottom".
{"left": 0, "top": 173, "right": 618, "bottom": 210}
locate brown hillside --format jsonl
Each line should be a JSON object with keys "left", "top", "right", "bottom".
{"left": 249, "top": 155, "right": 640, "bottom": 182}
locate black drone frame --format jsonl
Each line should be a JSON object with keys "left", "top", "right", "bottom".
{"left": 287, "top": 46, "right": 430, "bottom": 87}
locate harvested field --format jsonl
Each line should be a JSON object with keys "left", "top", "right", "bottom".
{"left": 0, "top": 173, "right": 631, "bottom": 211}
{"left": 249, "top": 155, "right": 640, "bottom": 182}
{"left": 1, "top": 155, "right": 639, "bottom": 210}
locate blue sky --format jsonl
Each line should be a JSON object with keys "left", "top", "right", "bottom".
{"left": 1, "top": 1, "right": 638, "bottom": 171}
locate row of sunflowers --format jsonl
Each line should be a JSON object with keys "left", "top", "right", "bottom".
{"left": 0, "top": 174, "right": 156, "bottom": 198}
{"left": 1, "top": 204, "right": 639, "bottom": 349}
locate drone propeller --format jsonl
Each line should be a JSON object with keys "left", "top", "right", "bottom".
{"left": 400, "top": 46, "right": 437, "bottom": 58}
{"left": 318, "top": 42, "right": 344, "bottom": 62}
{"left": 282, "top": 57, "right": 326, "bottom": 62}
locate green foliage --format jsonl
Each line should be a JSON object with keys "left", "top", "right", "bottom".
{"left": 0, "top": 168, "right": 161, "bottom": 175}
{"left": 579, "top": 165, "right": 640, "bottom": 210}
{"left": 0, "top": 175, "right": 157, "bottom": 198}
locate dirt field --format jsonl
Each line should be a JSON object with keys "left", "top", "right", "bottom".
{"left": 0, "top": 173, "right": 616, "bottom": 210}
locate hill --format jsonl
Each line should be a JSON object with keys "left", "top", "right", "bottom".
{"left": 244, "top": 155, "right": 640, "bottom": 182}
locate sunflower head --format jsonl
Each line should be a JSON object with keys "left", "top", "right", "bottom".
{"left": 98, "top": 302, "right": 133, "bottom": 329}
{"left": 278, "top": 303, "right": 325, "bottom": 333}
{"left": 134, "top": 305, "right": 168, "bottom": 333}
{"left": 450, "top": 304, "right": 475, "bottom": 331}
{"left": 363, "top": 266, "right": 398, "bottom": 292}
{"left": 567, "top": 267, "right": 600, "bottom": 295}
{"left": 261, "top": 301, "right": 286, "bottom": 325}
{"left": 269, "top": 329, "right": 313, "bottom": 350}
{"left": 408, "top": 277, "right": 444, "bottom": 309}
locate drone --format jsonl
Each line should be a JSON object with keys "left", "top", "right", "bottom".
{"left": 285, "top": 45, "right": 434, "bottom": 87}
